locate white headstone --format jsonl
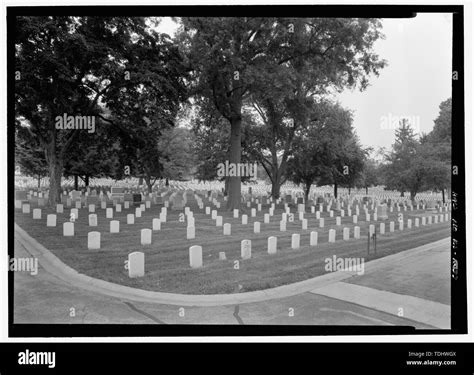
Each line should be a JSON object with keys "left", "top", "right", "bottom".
{"left": 353, "top": 215, "right": 358, "bottom": 224}
{"left": 336, "top": 217, "right": 341, "bottom": 226}
{"left": 101, "top": 201, "right": 107, "bottom": 209}
{"left": 369, "top": 224, "right": 375, "bottom": 236}
{"left": 264, "top": 213, "right": 270, "bottom": 223}
{"left": 88, "top": 231, "right": 101, "bottom": 249}
{"left": 106, "top": 208, "right": 113, "bottom": 219}
{"left": 187, "top": 226, "right": 195, "bottom": 239}
{"left": 216, "top": 216, "right": 223, "bottom": 226}
{"left": 254, "top": 222, "right": 260, "bottom": 233}
{"left": 135, "top": 207, "right": 142, "bottom": 218}
{"left": 219, "top": 252, "right": 226, "bottom": 260}
{"left": 189, "top": 245, "right": 203, "bottom": 268}
{"left": 329, "top": 210, "right": 334, "bottom": 218}
{"left": 241, "top": 240, "right": 252, "bottom": 259}
{"left": 46, "top": 214, "right": 56, "bottom": 227}
{"left": 251, "top": 208, "right": 256, "bottom": 217}
{"left": 399, "top": 221, "right": 404, "bottom": 231}
{"left": 124, "top": 201, "right": 130, "bottom": 209}
{"left": 33, "top": 208, "right": 41, "bottom": 219}
{"left": 110, "top": 220, "right": 120, "bottom": 233}
{"left": 205, "top": 207, "right": 211, "bottom": 215}
{"left": 291, "top": 233, "right": 300, "bottom": 249}
{"left": 152, "top": 218, "right": 161, "bottom": 230}
{"left": 116, "top": 204, "right": 122, "bottom": 212}
{"left": 415, "top": 218, "right": 420, "bottom": 227}
{"left": 319, "top": 218, "right": 324, "bottom": 228}
{"left": 141, "top": 228, "right": 152, "bottom": 245}
{"left": 127, "top": 214, "right": 135, "bottom": 224}
{"left": 422, "top": 217, "right": 426, "bottom": 226}
{"left": 56, "top": 204, "right": 64, "bottom": 213}
{"left": 159, "top": 212, "right": 167, "bottom": 222}
{"left": 354, "top": 226, "right": 360, "bottom": 239}
{"left": 380, "top": 222, "right": 385, "bottom": 234}
{"left": 88, "top": 214, "right": 97, "bottom": 227}
{"left": 316, "top": 211, "right": 321, "bottom": 219}
{"left": 268, "top": 236, "right": 277, "bottom": 254}
{"left": 75, "top": 201, "right": 82, "bottom": 209}
{"left": 280, "top": 220, "right": 286, "bottom": 231}
{"left": 242, "top": 214, "right": 248, "bottom": 225}
{"left": 302, "top": 218, "right": 308, "bottom": 230}
{"left": 328, "top": 229, "right": 336, "bottom": 243}
{"left": 233, "top": 209, "right": 239, "bottom": 218}
{"left": 343, "top": 227, "right": 350, "bottom": 240}
{"left": 407, "top": 219, "right": 412, "bottom": 229}
{"left": 211, "top": 210, "right": 217, "bottom": 219}
{"left": 223, "top": 223, "right": 231, "bottom": 235}
{"left": 310, "top": 231, "right": 318, "bottom": 246}
{"left": 63, "top": 222, "right": 74, "bottom": 236}
{"left": 187, "top": 217, "right": 195, "bottom": 228}
{"left": 390, "top": 221, "right": 395, "bottom": 232}
{"left": 128, "top": 252, "right": 145, "bottom": 278}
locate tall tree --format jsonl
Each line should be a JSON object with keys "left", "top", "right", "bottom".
{"left": 287, "top": 100, "right": 364, "bottom": 201}
{"left": 178, "top": 18, "right": 282, "bottom": 209}
{"left": 15, "top": 16, "right": 169, "bottom": 205}
{"left": 382, "top": 120, "right": 421, "bottom": 199}
{"left": 248, "top": 18, "right": 386, "bottom": 199}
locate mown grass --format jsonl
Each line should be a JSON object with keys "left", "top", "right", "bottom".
{"left": 15, "top": 197, "right": 450, "bottom": 294}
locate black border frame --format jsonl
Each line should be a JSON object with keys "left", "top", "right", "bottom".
{"left": 7, "top": 4, "right": 466, "bottom": 337}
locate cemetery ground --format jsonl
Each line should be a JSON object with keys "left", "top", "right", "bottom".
{"left": 13, "top": 234, "right": 449, "bottom": 327}
{"left": 14, "top": 195, "right": 450, "bottom": 295}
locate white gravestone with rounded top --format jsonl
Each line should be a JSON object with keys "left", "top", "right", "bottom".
{"left": 189, "top": 245, "right": 203, "bottom": 268}
{"left": 241, "top": 240, "right": 252, "bottom": 259}
{"left": 88, "top": 231, "right": 101, "bottom": 250}
{"left": 128, "top": 252, "right": 145, "bottom": 278}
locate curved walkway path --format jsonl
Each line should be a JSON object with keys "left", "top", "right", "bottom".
{"left": 14, "top": 223, "right": 450, "bottom": 327}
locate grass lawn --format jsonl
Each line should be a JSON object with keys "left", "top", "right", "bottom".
{"left": 15, "top": 197, "right": 450, "bottom": 294}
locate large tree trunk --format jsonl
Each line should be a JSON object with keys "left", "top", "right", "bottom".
{"left": 442, "top": 188, "right": 445, "bottom": 204}
{"left": 165, "top": 177, "right": 169, "bottom": 187}
{"left": 37, "top": 175, "right": 41, "bottom": 189}
{"left": 84, "top": 175, "right": 89, "bottom": 187}
{"left": 271, "top": 181, "right": 280, "bottom": 199}
{"left": 334, "top": 182, "right": 338, "bottom": 199}
{"left": 304, "top": 181, "right": 311, "bottom": 203}
{"left": 226, "top": 116, "right": 242, "bottom": 210}
{"left": 74, "top": 175, "right": 79, "bottom": 191}
{"left": 144, "top": 175, "right": 153, "bottom": 194}
{"left": 47, "top": 153, "right": 63, "bottom": 206}
{"left": 224, "top": 176, "right": 230, "bottom": 196}
{"left": 365, "top": 186, "right": 368, "bottom": 195}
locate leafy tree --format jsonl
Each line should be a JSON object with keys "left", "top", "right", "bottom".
{"left": 158, "top": 127, "right": 196, "bottom": 184}
{"left": 192, "top": 101, "right": 258, "bottom": 192}
{"left": 422, "top": 98, "right": 451, "bottom": 202}
{"left": 382, "top": 120, "right": 421, "bottom": 199}
{"left": 15, "top": 16, "right": 170, "bottom": 204}
{"left": 287, "top": 101, "right": 364, "bottom": 200}
{"left": 248, "top": 17, "right": 386, "bottom": 199}
{"left": 356, "top": 157, "right": 380, "bottom": 195}
{"left": 15, "top": 123, "right": 49, "bottom": 188}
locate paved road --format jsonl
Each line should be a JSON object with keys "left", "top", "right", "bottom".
{"left": 13, "top": 236, "right": 449, "bottom": 328}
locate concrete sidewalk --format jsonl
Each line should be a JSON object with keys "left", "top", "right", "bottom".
{"left": 14, "top": 223, "right": 450, "bottom": 307}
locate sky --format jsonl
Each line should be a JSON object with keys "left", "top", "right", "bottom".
{"left": 157, "top": 14, "right": 453, "bottom": 152}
